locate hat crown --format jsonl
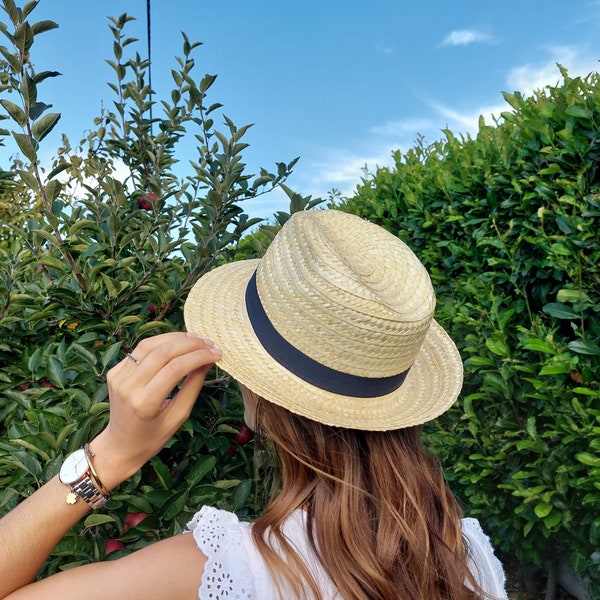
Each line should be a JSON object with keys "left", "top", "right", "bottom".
{"left": 256, "top": 211, "right": 435, "bottom": 378}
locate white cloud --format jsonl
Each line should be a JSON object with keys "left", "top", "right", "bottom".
{"left": 369, "top": 118, "right": 435, "bottom": 137}
{"left": 506, "top": 44, "right": 599, "bottom": 97}
{"left": 429, "top": 102, "right": 507, "bottom": 134}
{"left": 292, "top": 147, "right": 396, "bottom": 200}
{"left": 376, "top": 42, "right": 394, "bottom": 54}
{"left": 296, "top": 44, "right": 600, "bottom": 203}
{"left": 441, "top": 29, "right": 493, "bottom": 47}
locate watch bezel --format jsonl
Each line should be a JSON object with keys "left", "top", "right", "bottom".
{"left": 59, "top": 448, "right": 89, "bottom": 485}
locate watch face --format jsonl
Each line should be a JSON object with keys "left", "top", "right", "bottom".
{"left": 59, "top": 449, "right": 89, "bottom": 485}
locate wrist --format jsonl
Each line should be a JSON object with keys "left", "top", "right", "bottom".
{"left": 87, "top": 432, "right": 143, "bottom": 491}
{"left": 59, "top": 446, "right": 110, "bottom": 509}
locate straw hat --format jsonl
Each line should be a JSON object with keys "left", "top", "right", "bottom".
{"left": 184, "top": 210, "right": 463, "bottom": 430}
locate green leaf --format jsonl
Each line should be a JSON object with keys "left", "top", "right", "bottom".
{"left": 199, "top": 73, "right": 217, "bottom": 93}
{"left": 543, "top": 511, "right": 562, "bottom": 529}
{"left": 37, "top": 255, "right": 68, "bottom": 271}
{"left": 568, "top": 340, "right": 600, "bottom": 356}
{"left": 539, "top": 363, "right": 570, "bottom": 375}
{"left": 20, "top": 72, "right": 37, "bottom": 108}
{"left": 32, "top": 228, "right": 60, "bottom": 247}
{"left": 99, "top": 272, "right": 119, "bottom": 298}
{"left": 12, "top": 131, "right": 38, "bottom": 163}
{"left": 44, "top": 179, "right": 62, "bottom": 202}
{"left": 485, "top": 335, "right": 510, "bottom": 357}
{"left": 534, "top": 502, "right": 552, "bottom": 518}
{"left": 32, "top": 112, "right": 60, "bottom": 142}
{"left": 56, "top": 423, "right": 77, "bottom": 448}
{"left": 11, "top": 437, "right": 51, "bottom": 461}
{"left": 33, "top": 70, "right": 62, "bottom": 84}
{"left": 46, "top": 161, "right": 70, "bottom": 180}
{"left": 89, "top": 402, "right": 109, "bottom": 416}
{"left": 29, "top": 101, "right": 51, "bottom": 121}
{"left": 523, "top": 520, "right": 535, "bottom": 537}
{"left": 116, "top": 315, "right": 141, "bottom": 327}
{"left": 162, "top": 488, "right": 189, "bottom": 520}
{"left": 135, "top": 321, "right": 173, "bottom": 336}
{"left": 83, "top": 514, "right": 116, "bottom": 527}
{"left": 30, "top": 20, "right": 59, "bottom": 35}
{"left": 47, "top": 356, "right": 66, "bottom": 388}
{"left": 14, "top": 21, "right": 34, "bottom": 54}
{"left": 543, "top": 303, "right": 578, "bottom": 320}
{"left": 576, "top": 452, "right": 600, "bottom": 467}
{"left": 0, "top": 44, "right": 21, "bottom": 72}
{"left": 3, "top": 0, "right": 20, "bottom": 25}
{"left": 150, "top": 457, "right": 173, "bottom": 490}
{"left": 17, "top": 168, "right": 38, "bottom": 189}
{"left": 556, "top": 289, "right": 589, "bottom": 303}
{"left": 28, "top": 347, "right": 42, "bottom": 374}
{"left": 232, "top": 479, "right": 252, "bottom": 511}
{"left": 0, "top": 98, "right": 27, "bottom": 127}
{"left": 520, "top": 338, "right": 555, "bottom": 354}
{"left": 101, "top": 342, "right": 123, "bottom": 370}
{"left": 187, "top": 455, "right": 217, "bottom": 487}
{"left": 9, "top": 450, "right": 41, "bottom": 478}
{"left": 565, "top": 105, "right": 592, "bottom": 119}
{"left": 69, "top": 343, "right": 98, "bottom": 368}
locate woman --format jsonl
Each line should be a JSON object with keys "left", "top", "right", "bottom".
{"left": 0, "top": 210, "right": 507, "bottom": 599}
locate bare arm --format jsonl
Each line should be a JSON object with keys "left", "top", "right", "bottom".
{"left": 0, "top": 332, "right": 221, "bottom": 599}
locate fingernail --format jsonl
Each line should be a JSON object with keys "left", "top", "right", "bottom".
{"left": 209, "top": 347, "right": 222, "bottom": 356}
{"left": 202, "top": 337, "right": 215, "bottom": 346}
{"left": 186, "top": 332, "right": 200, "bottom": 338}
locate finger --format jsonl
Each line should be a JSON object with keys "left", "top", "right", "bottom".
{"left": 159, "top": 365, "right": 212, "bottom": 427}
{"left": 111, "top": 333, "right": 215, "bottom": 385}
{"left": 134, "top": 337, "right": 219, "bottom": 385}
{"left": 135, "top": 332, "right": 214, "bottom": 359}
{"left": 149, "top": 346, "right": 221, "bottom": 396}
{"left": 119, "top": 345, "right": 221, "bottom": 417}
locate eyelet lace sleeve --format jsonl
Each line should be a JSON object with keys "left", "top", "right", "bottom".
{"left": 462, "top": 517, "right": 508, "bottom": 599}
{"left": 187, "top": 506, "right": 256, "bottom": 599}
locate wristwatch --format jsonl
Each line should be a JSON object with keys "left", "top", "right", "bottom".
{"left": 59, "top": 446, "right": 109, "bottom": 509}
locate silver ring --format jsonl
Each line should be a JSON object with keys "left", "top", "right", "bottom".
{"left": 126, "top": 352, "right": 140, "bottom": 365}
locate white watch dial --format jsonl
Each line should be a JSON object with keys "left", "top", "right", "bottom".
{"left": 59, "top": 449, "right": 89, "bottom": 485}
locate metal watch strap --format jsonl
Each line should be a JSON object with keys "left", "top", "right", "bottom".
{"left": 71, "top": 477, "right": 108, "bottom": 509}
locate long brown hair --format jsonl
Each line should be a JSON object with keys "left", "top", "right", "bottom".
{"left": 246, "top": 389, "right": 487, "bottom": 600}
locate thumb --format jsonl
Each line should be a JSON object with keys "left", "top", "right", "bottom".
{"left": 161, "top": 365, "right": 213, "bottom": 422}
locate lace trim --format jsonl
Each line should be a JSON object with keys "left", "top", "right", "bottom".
{"left": 187, "top": 506, "right": 255, "bottom": 599}
{"left": 462, "top": 517, "right": 508, "bottom": 599}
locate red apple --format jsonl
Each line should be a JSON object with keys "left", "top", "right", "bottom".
{"left": 123, "top": 511, "right": 148, "bottom": 532}
{"left": 234, "top": 423, "right": 252, "bottom": 445}
{"left": 105, "top": 539, "right": 125, "bottom": 555}
{"left": 138, "top": 192, "right": 157, "bottom": 211}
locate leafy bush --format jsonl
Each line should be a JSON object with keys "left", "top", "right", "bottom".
{"left": 0, "top": 0, "right": 319, "bottom": 572}
{"left": 336, "top": 66, "right": 600, "bottom": 596}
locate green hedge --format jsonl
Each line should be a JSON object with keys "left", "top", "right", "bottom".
{"left": 336, "top": 66, "right": 600, "bottom": 595}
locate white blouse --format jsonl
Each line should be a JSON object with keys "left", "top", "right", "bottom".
{"left": 188, "top": 506, "right": 508, "bottom": 599}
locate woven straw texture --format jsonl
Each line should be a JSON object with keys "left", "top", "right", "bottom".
{"left": 184, "top": 210, "right": 463, "bottom": 430}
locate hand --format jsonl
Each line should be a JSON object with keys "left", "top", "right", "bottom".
{"left": 89, "top": 332, "right": 222, "bottom": 490}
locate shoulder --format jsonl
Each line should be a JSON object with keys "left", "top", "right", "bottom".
{"left": 461, "top": 517, "right": 509, "bottom": 599}
{"left": 187, "top": 505, "right": 252, "bottom": 549}
{"left": 187, "top": 506, "right": 272, "bottom": 599}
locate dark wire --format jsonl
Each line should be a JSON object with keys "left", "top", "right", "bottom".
{"left": 146, "top": 0, "right": 153, "bottom": 134}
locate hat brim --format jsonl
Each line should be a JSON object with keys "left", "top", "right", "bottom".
{"left": 184, "top": 259, "right": 463, "bottom": 430}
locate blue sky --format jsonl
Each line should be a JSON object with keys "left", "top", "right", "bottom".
{"left": 4, "top": 0, "right": 600, "bottom": 219}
